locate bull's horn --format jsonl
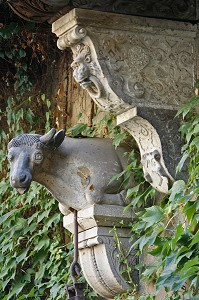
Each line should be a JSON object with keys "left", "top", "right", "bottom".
{"left": 40, "top": 128, "right": 56, "bottom": 144}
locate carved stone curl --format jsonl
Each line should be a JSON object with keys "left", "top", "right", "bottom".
{"left": 52, "top": 8, "right": 197, "bottom": 192}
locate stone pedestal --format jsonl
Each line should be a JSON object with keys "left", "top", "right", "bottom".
{"left": 64, "top": 205, "right": 138, "bottom": 299}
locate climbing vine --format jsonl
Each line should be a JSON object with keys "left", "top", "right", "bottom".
{"left": 129, "top": 91, "right": 199, "bottom": 299}
{"left": 0, "top": 6, "right": 75, "bottom": 299}
{"left": 0, "top": 95, "right": 75, "bottom": 299}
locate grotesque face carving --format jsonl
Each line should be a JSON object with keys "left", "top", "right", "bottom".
{"left": 71, "top": 44, "right": 104, "bottom": 99}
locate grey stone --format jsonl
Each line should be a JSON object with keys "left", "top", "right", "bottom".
{"left": 8, "top": 128, "right": 133, "bottom": 215}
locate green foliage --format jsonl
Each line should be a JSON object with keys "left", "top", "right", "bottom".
{"left": 0, "top": 91, "right": 75, "bottom": 299}
{"left": 67, "top": 111, "right": 128, "bottom": 148}
{"left": 0, "top": 15, "right": 75, "bottom": 298}
{"left": 127, "top": 94, "right": 199, "bottom": 299}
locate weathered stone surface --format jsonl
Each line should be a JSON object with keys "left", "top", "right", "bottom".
{"left": 53, "top": 9, "right": 197, "bottom": 111}
{"left": 52, "top": 8, "right": 196, "bottom": 193}
{"left": 79, "top": 229, "right": 138, "bottom": 299}
{"left": 8, "top": 128, "right": 133, "bottom": 214}
{"left": 63, "top": 204, "right": 135, "bottom": 232}
{"left": 137, "top": 107, "right": 187, "bottom": 181}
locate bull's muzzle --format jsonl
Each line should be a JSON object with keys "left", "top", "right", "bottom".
{"left": 10, "top": 173, "right": 32, "bottom": 194}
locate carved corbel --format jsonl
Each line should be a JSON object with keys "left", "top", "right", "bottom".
{"left": 63, "top": 205, "right": 138, "bottom": 299}
{"left": 53, "top": 8, "right": 197, "bottom": 193}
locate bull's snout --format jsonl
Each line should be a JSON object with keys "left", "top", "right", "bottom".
{"left": 10, "top": 172, "right": 32, "bottom": 194}
{"left": 11, "top": 173, "right": 27, "bottom": 185}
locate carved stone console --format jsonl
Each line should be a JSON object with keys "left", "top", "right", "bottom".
{"left": 51, "top": 8, "right": 198, "bottom": 298}
{"left": 63, "top": 205, "right": 138, "bottom": 299}
{"left": 52, "top": 8, "right": 198, "bottom": 193}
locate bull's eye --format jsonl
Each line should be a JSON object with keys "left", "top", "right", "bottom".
{"left": 33, "top": 151, "right": 43, "bottom": 163}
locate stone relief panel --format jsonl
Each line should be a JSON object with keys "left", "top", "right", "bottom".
{"left": 54, "top": 10, "right": 197, "bottom": 112}
{"left": 58, "top": 28, "right": 131, "bottom": 114}
{"left": 52, "top": 9, "right": 198, "bottom": 192}
{"left": 117, "top": 112, "right": 173, "bottom": 193}
{"left": 91, "top": 30, "right": 195, "bottom": 110}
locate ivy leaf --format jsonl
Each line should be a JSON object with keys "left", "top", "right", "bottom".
{"left": 7, "top": 278, "right": 25, "bottom": 299}
{"left": 19, "top": 49, "right": 26, "bottom": 58}
{"left": 45, "top": 213, "right": 60, "bottom": 228}
{"left": 185, "top": 202, "right": 196, "bottom": 223}
{"left": 67, "top": 123, "right": 87, "bottom": 137}
{"left": 34, "top": 238, "right": 50, "bottom": 252}
{"left": 169, "top": 180, "right": 185, "bottom": 202}
{"left": 37, "top": 209, "right": 51, "bottom": 223}
{"left": 126, "top": 185, "right": 140, "bottom": 199}
{"left": 180, "top": 256, "right": 199, "bottom": 274}
{"left": 113, "top": 132, "right": 127, "bottom": 148}
{"left": 190, "top": 136, "right": 199, "bottom": 151}
{"left": 0, "top": 210, "right": 17, "bottom": 225}
{"left": 142, "top": 206, "right": 164, "bottom": 229}
{"left": 189, "top": 229, "right": 199, "bottom": 247}
{"left": 16, "top": 248, "right": 29, "bottom": 264}
{"left": 176, "top": 95, "right": 199, "bottom": 118}
{"left": 35, "top": 264, "right": 45, "bottom": 281}
{"left": 171, "top": 224, "right": 184, "bottom": 250}
{"left": 176, "top": 152, "right": 189, "bottom": 173}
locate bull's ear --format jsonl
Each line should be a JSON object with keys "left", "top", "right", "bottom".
{"left": 53, "top": 129, "right": 65, "bottom": 148}
{"left": 40, "top": 128, "right": 56, "bottom": 145}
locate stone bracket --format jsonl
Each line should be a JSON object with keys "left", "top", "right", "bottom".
{"left": 52, "top": 8, "right": 197, "bottom": 193}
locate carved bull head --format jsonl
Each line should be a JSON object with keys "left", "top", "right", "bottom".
{"left": 8, "top": 128, "right": 65, "bottom": 194}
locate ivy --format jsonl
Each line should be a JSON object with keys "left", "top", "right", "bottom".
{"left": 0, "top": 93, "right": 76, "bottom": 299}
{"left": 0, "top": 12, "right": 75, "bottom": 299}
{"left": 126, "top": 94, "right": 199, "bottom": 299}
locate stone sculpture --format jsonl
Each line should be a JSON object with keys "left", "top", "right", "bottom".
{"left": 8, "top": 128, "right": 132, "bottom": 215}
{"left": 8, "top": 128, "right": 138, "bottom": 298}
{"left": 52, "top": 8, "right": 196, "bottom": 193}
